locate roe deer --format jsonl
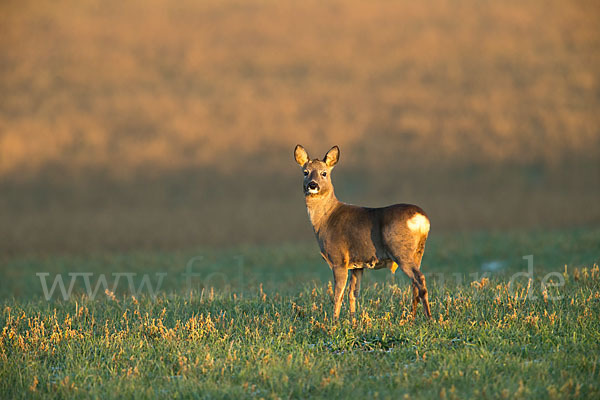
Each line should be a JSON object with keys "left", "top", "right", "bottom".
{"left": 294, "top": 145, "right": 432, "bottom": 320}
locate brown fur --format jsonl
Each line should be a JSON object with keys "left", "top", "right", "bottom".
{"left": 294, "top": 145, "right": 432, "bottom": 320}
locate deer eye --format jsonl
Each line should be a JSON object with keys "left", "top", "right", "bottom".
{"left": 303, "top": 170, "right": 309, "bottom": 176}
{"left": 321, "top": 171, "right": 327, "bottom": 177}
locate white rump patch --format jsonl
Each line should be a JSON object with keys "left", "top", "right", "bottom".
{"left": 407, "top": 213, "right": 430, "bottom": 233}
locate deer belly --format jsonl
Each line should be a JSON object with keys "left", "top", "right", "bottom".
{"left": 349, "top": 259, "right": 396, "bottom": 271}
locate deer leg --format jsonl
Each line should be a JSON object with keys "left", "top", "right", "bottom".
{"left": 348, "top": 268, "right": 363, "bottom": 320}
{"left": 411, "top": 282, "right": 420, "bottom": 318}
{"left": 413, "top": 268, "right": 432, "bottom": 319}
{"left": 393, "top": 259, "right": 419, "bottom": 318}
{"left": 332, "top": 267, "right": 349, "bottom": 320}
{"left": 391, "top": 237, "right": 431, "bottom": 320}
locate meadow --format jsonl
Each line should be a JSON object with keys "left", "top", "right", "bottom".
{"left": 1, "top": 229, "right": 599, "bottom": 398}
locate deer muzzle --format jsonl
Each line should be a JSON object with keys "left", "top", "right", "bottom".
{"left": 306, "top": 181, "right": 320, "bottom": 194}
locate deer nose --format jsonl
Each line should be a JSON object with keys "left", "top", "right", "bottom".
{"left": 307, "top": 181, "right": 319, "bottom": 191}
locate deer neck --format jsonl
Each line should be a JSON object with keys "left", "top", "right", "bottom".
{"left": 305, "top": 190, "right": 339, "bottom": 233}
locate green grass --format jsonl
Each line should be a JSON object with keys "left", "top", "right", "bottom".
{"left": 1, "top": 229, "right": 599, "bottom": 399}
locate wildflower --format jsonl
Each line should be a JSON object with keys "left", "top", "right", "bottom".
{"left": 105, "top": 290, "right": 117, "bottom": 302}
{"left": 29, "top": 376, "right": 38, "bottom": 392}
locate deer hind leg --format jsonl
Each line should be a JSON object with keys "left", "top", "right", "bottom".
{"left": 348, "top": 268, "right": 363, "bottom": 320}
{"left": 413, "top": 233, "right": 431, "bottom": 319}
{"left": 411, "top": 282, "right": 420, "bottom": 318}
{"left": 392, "top": 258, "right": 422, "bottom": 319}
{"left": 413, "top": 268, "right": 432, "bottom": 319}
{"left": 392, "top": 246, "right": 431, "bottom": 319}
{"left": 404, "top": 267, "right": 426, "bottom": 319}
{"left": 332, "top": 267, "right": 349, "bottom": 320}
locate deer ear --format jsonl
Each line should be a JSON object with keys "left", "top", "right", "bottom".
{"left": 323, "top": 146, "right": 339, "bottom": 167}
{"left": 294, "top": 145, "right": 309, "bottom": 166}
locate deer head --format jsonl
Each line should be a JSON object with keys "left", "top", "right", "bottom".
{"left": 294, "top": 145, "right": 339, "bottom": 198}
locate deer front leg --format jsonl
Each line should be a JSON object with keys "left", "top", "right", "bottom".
{"left": 348, "top": 268, "right": 363, "bottom": 320}
{"left": 332, "top": 267, "right": 349, "bottom": 320}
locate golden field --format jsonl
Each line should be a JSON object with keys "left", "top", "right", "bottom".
{"left": 1, "top": 0, "right": 599, "bottom": 254}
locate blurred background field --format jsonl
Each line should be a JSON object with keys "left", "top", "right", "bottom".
{"left": 2, "top": 229, "right": 599, "bottom": 299}
{"left": 1, "top": 0, "right": 599, "bottom": 255}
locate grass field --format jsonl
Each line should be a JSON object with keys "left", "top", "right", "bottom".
{"left": 2, "top": 229, "right": 599, "bottom": 398}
